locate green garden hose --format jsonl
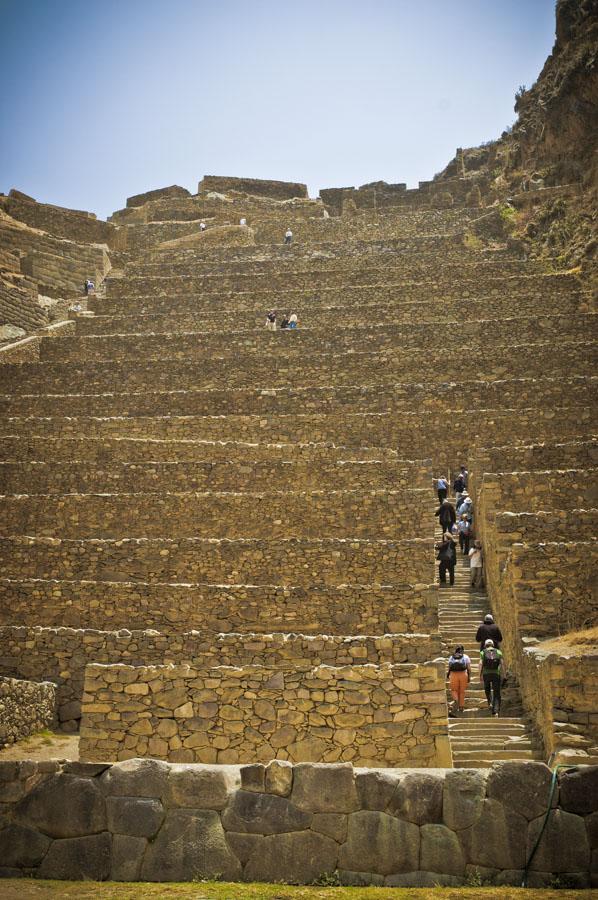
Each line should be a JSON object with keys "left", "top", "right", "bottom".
{"left": 521, "top": 762, "right": 578, "bottom": 887}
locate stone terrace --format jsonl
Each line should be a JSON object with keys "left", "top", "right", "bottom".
{"left": 0, "top": 176, "right": 595, "bottom": 770}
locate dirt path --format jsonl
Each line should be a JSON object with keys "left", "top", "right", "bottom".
{"left": 0, "top": 730, "right": 79, "bottom": 761}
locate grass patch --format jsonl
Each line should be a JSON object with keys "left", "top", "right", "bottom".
{"left": 0, "top": 883, "right": 591, "bottom": 900}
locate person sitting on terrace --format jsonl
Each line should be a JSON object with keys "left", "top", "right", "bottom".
{"left": 288, "top": 312, "right": 298, "bottom": 329}
{"left": 279, "top": 315, "right": 289, "bottom": 329}
{"left": 199, "top": 221, "right": 207, "bottom": 231}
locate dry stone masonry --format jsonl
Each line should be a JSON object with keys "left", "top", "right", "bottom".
{"left": 0, "top": 168, "right": 596, "bottom": 882}
{"left": 0, "top": 758, "right": 595, "bottom": 886}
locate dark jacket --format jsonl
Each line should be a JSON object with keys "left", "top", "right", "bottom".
{"left": 475, "top": 623, "right": 503, "bottom": 649}
{"left": 453, "top": 476, "right": 465, "bottom": 493}
{"left": 435, "top": 502, "right": 456, "bottom": 530}
{"left": 437, "top": 538, "right": 457, "bottom": 566}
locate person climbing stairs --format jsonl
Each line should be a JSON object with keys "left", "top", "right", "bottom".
{"left": 435, "top": 511, "right": 543, "bottom": 767}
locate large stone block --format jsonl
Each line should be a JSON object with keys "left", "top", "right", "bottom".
{"left": 106, "top": 796, "right": 164, "bottom": 837}
{"left": 243, "top": 830, "right": 338, "bottom": 883}
{"left": 420, "top": 823, "right": 465, "bottom": 876}
{"left": 458, "top": 799, "right": 528, "bottom": 870}
{"left": 355, "top": 769, "right": 398, "bottom": 811}
{"left": 443, "top": 769, "right": 487, "bottom": 830}
{"left": 527, "top": 809, "right": 591, "bottom": 873}
{"left": 0, "top": 823, "right": 51, "bottom": 867}
{"left": 140, "top": 809, "right": 241, "bottom": 881}
{"left": 559, "top": 767, "right": 598, "bottom": 816}
{"left": 166, "top": 763, "right": 239, "bottom": 809}
{"left": 338, "top": 810, "right": 419, "bottom": 875}
{"left": 388, "top": 770, "right": 443, "bottom": 824}
{"left": 221, "top": 790, "right": 311, "bottom": 834}
{"left": 100, "top": 759, "right": 169, "bottom": 799}
{"left": 38, "top": 832, "right": 111, "bottom": 880}
{"left": 14, "top": 773, "right": 106, "bottom": 838}
{"left": 291, "top": 763, "right": 359, "bottom": 813}
{"left": 486, "top": 761, "right": 554, "bottom": 820}
{"left": 111, "top": 834, "right": 147, "bottom": 881}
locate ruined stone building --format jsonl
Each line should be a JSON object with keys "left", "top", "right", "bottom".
{"left": 0, "top": 0, "right": 596, "bottom": 886}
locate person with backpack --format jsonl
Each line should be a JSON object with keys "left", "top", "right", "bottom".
{"left": 435, "top": 475, "right": 448, "bottom": 503}
{"left": 436, "top": 532, "right": 457, "bottom": 586}
{"left": 435, "top": 498, "right": 456, "bottom": 534}
{"left": 480, "top": 638, "right": 503, "bottom": 715}
{"left": 447, "top": 644, "right": 472, "bottom": 715}
{"left": 457, "top": 512, "right": 472, "bottom": 556}
{"left": 475, "top": 613, "right": 503, "bottom": 650}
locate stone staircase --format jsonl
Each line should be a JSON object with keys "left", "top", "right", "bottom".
{"left": 435, "top": 522, "right": 543, "bottom": 767}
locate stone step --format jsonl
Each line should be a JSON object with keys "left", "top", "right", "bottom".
{"left": 452, "top": 748, "right": 541, "bottom": 761}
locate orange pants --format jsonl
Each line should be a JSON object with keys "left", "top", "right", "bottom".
{"left": 449, "top": 670, "right": 469, "bottom": 708}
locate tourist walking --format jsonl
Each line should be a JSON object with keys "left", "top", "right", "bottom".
{"left": 435, "top": 476, "right": 448, "bottom": 503}
{"left": 457, "top": 491, "right": 473, "bottom": 518}
{"left": 460, "top": 464, "right": 469, "bottom": 489}
{"left": 265, "top": 310, "right": 277, "bottom": 332}
{"left": 435, "top": 498, "right": 456, "bottom": 534}
{"left": 436, "top": 532, "right": 457, "bottom": 586}
{"left": 453, "top": 471, "right": 465, "bottom": 506}
{"left": 468, "top": 540, "right": 484, "bottom": 589}
{"left": 447, "top": 644, "right": 472, "bottom": 715}
{"left": 284, "top": 228, "right": 293, "bottom": 245}
{"left": 457, "top": 512, "right": 472, "bottom": 556}
{"left": 475, "top": 613, "right": 503, "bottom": 650}
{"left": 480, "top": 639, "right": 503, "bottom": 716}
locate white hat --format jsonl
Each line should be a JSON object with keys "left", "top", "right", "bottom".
{"left": 484, "top": 639, "right": 494, "bottom": 647}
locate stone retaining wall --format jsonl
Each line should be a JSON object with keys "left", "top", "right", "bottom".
{"left": 469, "top": 440, "right": 598, "bottom": 499}
{"left": 79, "top": 661, "right": 450, "bottom": 767}
{"left": 502, "top": 542, "right": 597, "bottom": 645}
{"left": 0, "top": 579, "right": 437, "bottom": 639}
{"left": 0, "top": 536, "right": 434, "bottom": 595}
{"left": 1, "top": 195, "right": 116, "bottom": 246}
{"left": 0, "top": 488, "right": 430, "bottom": 540}
{"left": 2, "top": 375, "right": 592, "bottom": 420}
{"left": 92, "top": 272, "right": 582, "bottom": 315}
{"left": 0, "top": 459, "right": 430, "bottom": 495}
{"left": 493, "top": 509, "right": 598, "bottom": 545}
{"left": 0, "top": 676, "right": 55, "bottom": 747}
{"left": 480, "top": 469, "right": 598, "bottom": 518}
{"left": 0, "top": 626, "right": 440, "bottom": 730}
{"left": 2, "top": 342, "right": 594, "bottom": 395}
{"left": 3, "top": 409, "right": 593, "bottom": 460}
{"left": 520, "top": 644, "right": 598, "bottom": 759}
{"left": 0, "top": 758, "right": 594, "bottom": 885}
{"left": 38, "top": 313, "right": 596, "bottom": 363}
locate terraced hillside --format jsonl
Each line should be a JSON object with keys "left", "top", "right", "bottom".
{"left": 0, "top": 177, "right": 595, "bottom": 769}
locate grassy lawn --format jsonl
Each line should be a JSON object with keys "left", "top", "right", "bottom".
{"left": 0, "top": 883, "right": 593, "bottom": 900}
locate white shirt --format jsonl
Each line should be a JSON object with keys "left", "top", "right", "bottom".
{"left": 285, "top": 230, "right": 292, "bottom": 237}
{"left": 289, "top": 314, "right": 298, "bottom": 323}
{"left": 469, "top": 548, "right": 483, "bottom": 568}
{"left": 240, "top": 218, "right": 246, "bottom": 225}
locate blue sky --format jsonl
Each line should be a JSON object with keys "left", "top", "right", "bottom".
{"left": 0, "top": 0, "right": 556, "bottom": 220}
